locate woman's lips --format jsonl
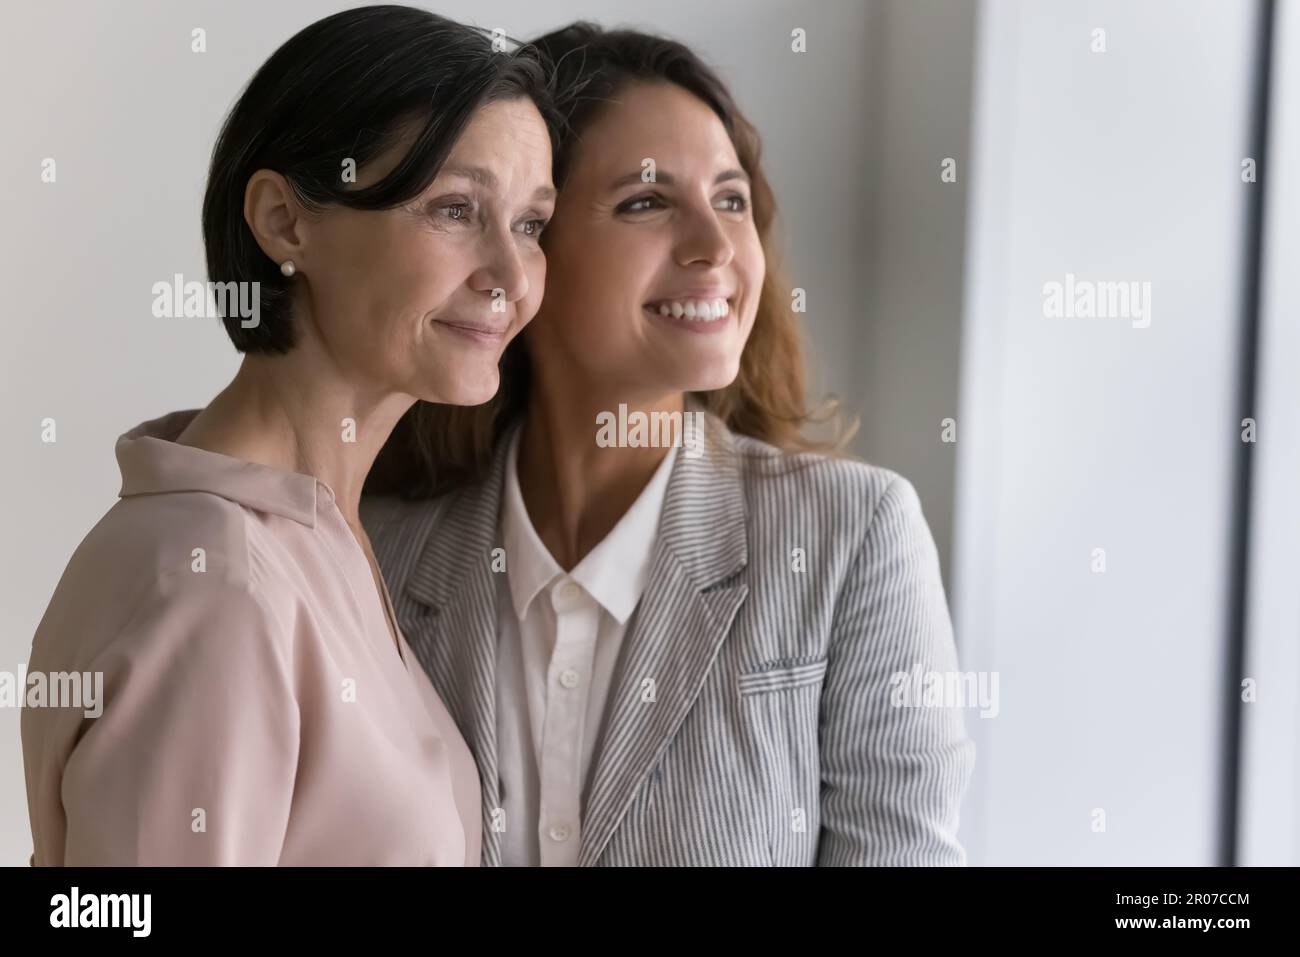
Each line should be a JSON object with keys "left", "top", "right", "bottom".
{"left": 642, "top": 297, "right": 733, "bottom": 334}
{"left": 431, "top": 318, "right": 507, "bottom": 345}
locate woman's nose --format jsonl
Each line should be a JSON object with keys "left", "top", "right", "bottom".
{"left": 471, "top": 229, "right": 530, "bottom": 303}
{"left": 675, "top": 208, "right": 735, "bottom": 269}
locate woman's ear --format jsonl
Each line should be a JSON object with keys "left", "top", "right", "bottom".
{"left": 243, "top": 170, "right": 307, "bottom": 271}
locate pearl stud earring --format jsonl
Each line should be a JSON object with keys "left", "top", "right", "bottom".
{"left": 280, "top": 260, "right": 296, "bottom": 277}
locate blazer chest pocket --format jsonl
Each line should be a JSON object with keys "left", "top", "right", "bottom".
{"left": 736, "top": 656, "right": 828, "bottom": 697}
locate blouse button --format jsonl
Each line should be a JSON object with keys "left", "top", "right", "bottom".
{"left": 548, "top": 822, "right": 572, "bottom": 843}
{"left": 559, "top": 669, "right": 580, "bottom": 689}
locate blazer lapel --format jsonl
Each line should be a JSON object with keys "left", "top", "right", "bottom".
{"left": 400, "top": 428, "right": 517, "bottom": 867}
{"left": 579, "top": 412, "right": 749, "bottom": 866}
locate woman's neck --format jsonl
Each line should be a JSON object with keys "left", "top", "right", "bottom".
{"left": 517, "top": 386, "right": 683, "bottom": 571}
{"left": 176, "top": 340, "right": 413, "bottom": 527}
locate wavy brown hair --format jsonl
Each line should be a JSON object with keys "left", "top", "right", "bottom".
{"left": 366, "top": 22, "right": 853, "bottom": 500}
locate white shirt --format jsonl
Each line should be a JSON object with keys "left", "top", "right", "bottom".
{"left": 495, "top": 430, "right": 677, "bottom": 866}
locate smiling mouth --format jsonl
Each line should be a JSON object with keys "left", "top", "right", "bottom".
{"left": 642, "top": 297, "right": 733, "bottom": 324}
{"left": 431, "top": 318, "right": 507, "bottom": 344}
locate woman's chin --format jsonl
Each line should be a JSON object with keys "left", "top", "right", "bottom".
{"left": 676, "top": 358, "right": 742, "bottom": 394}
{"left": 407, "top": 363, "right": 500, "bottom": 407}
{"left": 445, "top": 370, "right": 501, "bottom": 407}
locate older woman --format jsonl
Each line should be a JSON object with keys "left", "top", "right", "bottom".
{"left": 21, "top": 6, "right": 555, "bottom": 865}
{"left": 364, "top": 22, "right": 974, "bottom": 866}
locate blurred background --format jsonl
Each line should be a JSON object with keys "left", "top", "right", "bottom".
{"left": 1, "top": 0, "right": 1295, "bottom": 866}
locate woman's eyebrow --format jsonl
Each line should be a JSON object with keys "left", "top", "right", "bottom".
{"left": 441, "top": 164, "right": 496, "bottom": 187}
{"left": 441, "top": 165, "right": 555, "bottom": 202}
{"left": 606, "top": 168, "right": 750, "bottom": 190}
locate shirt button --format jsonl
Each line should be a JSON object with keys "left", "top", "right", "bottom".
{"left": 559, "top": 668, "right": 580, "bottom": 689}
{"left": 552, "top": 580, "right": 584, "bottom": 611}
{"left": 548, "top": 822, "right": 572, "bottom": 843}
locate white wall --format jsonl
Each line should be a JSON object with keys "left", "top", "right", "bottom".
{"left": 857, "top": 0, "right": 976, "bottom": 589}
{"left": 953, "top": 0, "right": 1261, "bottom": 864}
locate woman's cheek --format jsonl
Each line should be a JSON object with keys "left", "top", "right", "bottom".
{"left": 527, "top": 255, "right": 547, "bottom": 317}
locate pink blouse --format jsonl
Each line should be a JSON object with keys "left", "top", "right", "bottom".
{"left": 21, "top": 410, "right": 481, "bottom": 865}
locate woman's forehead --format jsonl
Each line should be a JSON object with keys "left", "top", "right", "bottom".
{"left": 568, "top": 87, "right": 740, "bottom": 183}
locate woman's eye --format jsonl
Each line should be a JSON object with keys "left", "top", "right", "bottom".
{"left": 519, "top": 218, "right": 548, "bottom": 238}
{"left": 716, "top": 194, "right": 749, "bottom": 213}
{"left": 438, "top": 202, "right": 472, "bottom": 222}
{"left": 617, "top": 194, "right": 666, "bottom": 214}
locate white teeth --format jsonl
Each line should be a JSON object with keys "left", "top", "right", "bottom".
{"left": 648, "top": 298, "right": 731, "bottom": 322}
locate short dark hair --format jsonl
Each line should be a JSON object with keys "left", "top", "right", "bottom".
{"left": 202, "top": 5, "right": 552, "bottom": 353}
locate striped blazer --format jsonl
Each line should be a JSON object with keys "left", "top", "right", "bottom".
{"left": 361, "top": 411, "right": 975, "bottom": 866}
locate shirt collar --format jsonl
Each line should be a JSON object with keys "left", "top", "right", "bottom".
{"left": 500, "top": 427, "right": 678, "bottom": 625}
{"left": 115, "top": 409, "right": 327, "bottom": 527}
